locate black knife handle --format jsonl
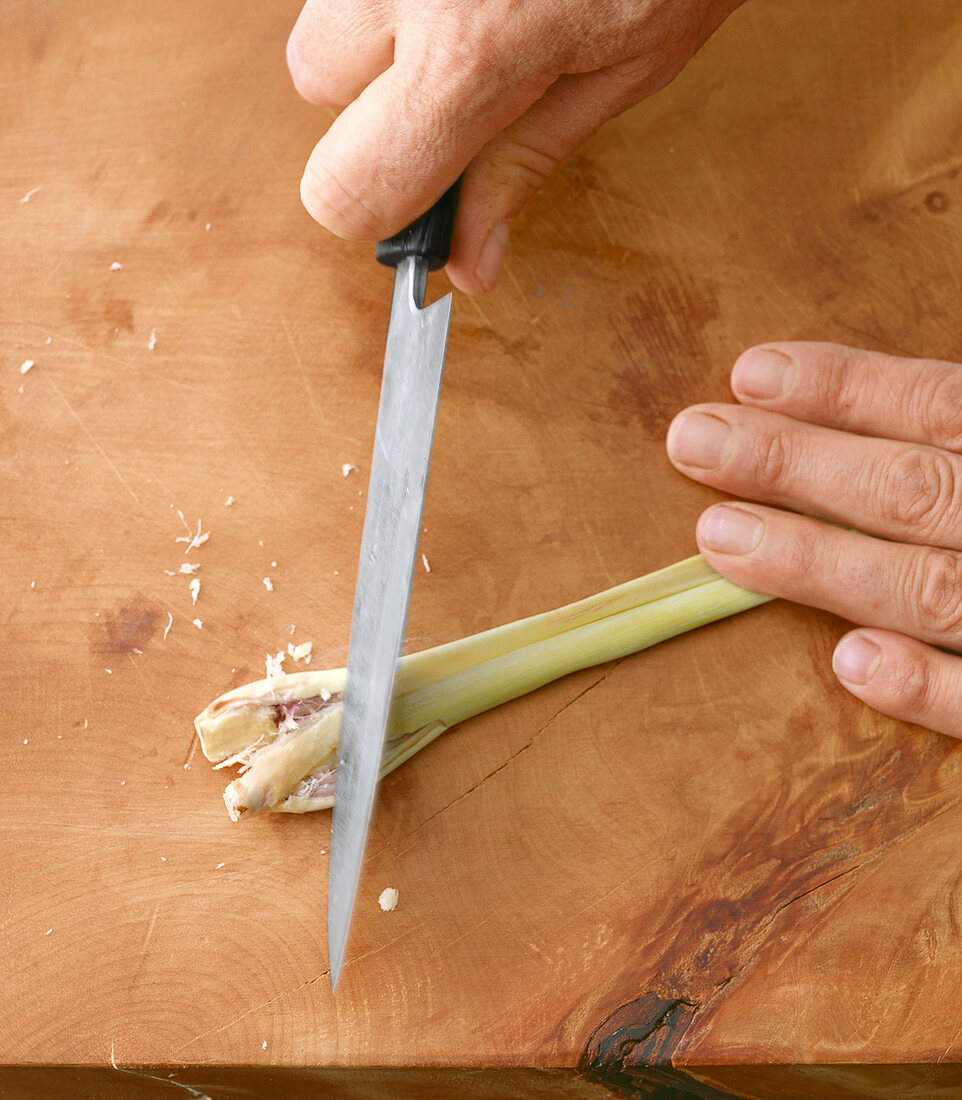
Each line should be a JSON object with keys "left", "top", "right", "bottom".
{"left": 375, "top": 178, "right": 462, "bottom": 272}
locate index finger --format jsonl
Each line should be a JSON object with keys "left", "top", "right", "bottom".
{"left": 730, "top": 342, "right": 962, "bottom": 453}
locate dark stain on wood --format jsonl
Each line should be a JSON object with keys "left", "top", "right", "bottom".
{"left": 454, "top": 325, "right": 543, "bottom": 374}
{"left": 613, "top": 277, "right": 720, "bottom": 366}
{"left": 582, "top": 991, "right": 694, "bottom": 1072}
{"left": 580, "top": 992, "right": 739, "bottom": 1098}
{"left": 28, "top": 28, "right": 48, "bottom": 64}
{"left": 924, "top": 190, "right": 950, "bottom": 214}
{"left": 143, "top": 199, "right": 170, "bottom": 227}
{"left": 64, "top": 284, "right": 136, "bottom": 345}
{"left": 598, "top": 358, "right": 691, "bottom": 441}
{"left": 102, "top": 297, "right": 135, "bottom": 335}
{"left": 94, "top": 601, "right": 159, "bottom": 655}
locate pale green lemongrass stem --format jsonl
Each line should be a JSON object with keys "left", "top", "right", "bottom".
{"left": 275, "top": 576, "right": 771, "bottom": 815}
{"left": 198, "top": 555, "right": 719, "bottom": 767}
{"left": 392, "top": 554, "right": 722, "bottom": 692}
{"left": 197, "top": 556, "right": 772, "bottom": 819}
{"left": 388, "top": 575, "right": 770, "bottom": 736}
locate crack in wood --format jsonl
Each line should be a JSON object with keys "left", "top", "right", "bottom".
{"left": 400, "top": 660, "right": 626, "bottom": 844}
{"left": 173, "top": 968, "right": 330, "bottom": 1055}
{"left": 110, "top": 1045, "right": 212, "bottom": 1098}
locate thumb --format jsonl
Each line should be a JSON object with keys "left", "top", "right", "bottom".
{"left": 445, "top": 67, "right": 657, "bottom": 295}
{"left": 300, "top": 56, "right": 549, "bottom": 243}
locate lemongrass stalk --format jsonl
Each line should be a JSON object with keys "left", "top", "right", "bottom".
{"left": 194, "top": 555, "right": 772, "bottom": 820}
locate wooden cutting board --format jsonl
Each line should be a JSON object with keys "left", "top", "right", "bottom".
{"left": 3, "top": 1, "right": 962, "bottom": 1096}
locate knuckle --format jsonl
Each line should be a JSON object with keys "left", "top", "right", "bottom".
{"left": 907, "top": 547, "right": 962, "bottom": 639}
{"left": 608, "top": 54, "right": 683, "bottom": 104}
{"left": 435, "top": 34, "right": 500, "bottom": 88}
{"left": 914, "top": 368, "right": 962, "bottom": 452}
{"left": 286, "top": 34, "right": 331, "bottom": 105}
{"left": 427, "top": 13, "right": 520, "bottom": 95}
{"left": 875, "top": 448, "right": 960, "bottom": 539}
{"left": 776, "top": 517, "right": 824, "bottom": 588}
{"left": 813, "top": 344, "right": 869, "bottom": 415}
{"left": 425, "top": 14, "right": 553, "bottom": 105}
{"left": 493, "top": 136, "right": 563, "bottom": 194}
{"left": 890, "top": 655, "right": 939, "bottom": 720}
{"left": 749, "top": 428, "right": 794, "bottom": 495}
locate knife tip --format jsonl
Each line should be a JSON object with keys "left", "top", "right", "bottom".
{"left": 328, "top": 929, "right": 347, "bottom": 993}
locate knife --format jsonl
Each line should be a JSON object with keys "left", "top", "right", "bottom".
{"left": 328, "top": 181, "right": 461, "bottom": 992}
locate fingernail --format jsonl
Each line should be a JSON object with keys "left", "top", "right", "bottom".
{"left": 666, "top": 413, "right": 732, "bottom": 469}
{"left": 732, "top": 347, "right": 796, "bottom": 400}
{"left": 698, "top": 505, "right": 763, "bottom": 555}
{"left": 475, "top": 221, "right": 511, "bottom": 291}
{"left": 833, "top": 634, "right": 882, "bottom": 685}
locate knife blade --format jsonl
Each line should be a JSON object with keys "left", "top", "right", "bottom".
{"left": 328, "top": 182, "right": 460, "bottom": 991}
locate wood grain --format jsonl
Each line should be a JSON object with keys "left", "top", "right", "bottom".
{"left": 3, "top": 0, "right": 962, "bottom": 1095}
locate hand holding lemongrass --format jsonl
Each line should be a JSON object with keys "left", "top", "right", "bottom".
{"left": 667, "top": 341, "right": 962, "bottom": 739}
